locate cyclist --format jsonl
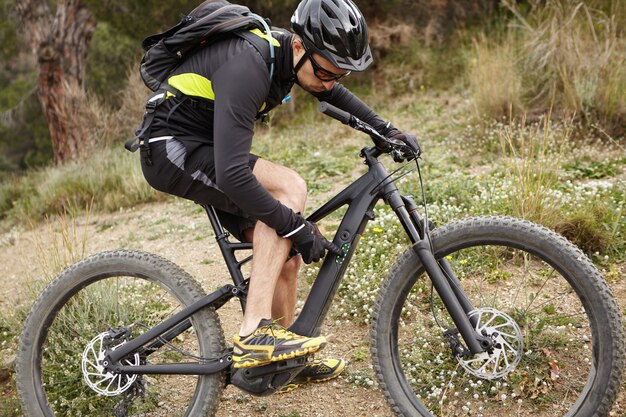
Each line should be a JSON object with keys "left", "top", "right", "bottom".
{"left": 139, "top": 0, "right": 419, "bottom": 391}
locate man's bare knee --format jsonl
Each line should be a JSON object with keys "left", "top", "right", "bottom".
{"left": 253, "top": 159, "right": 307, "bottom": 212}
{"left": 270, "top": 168, "right": 306, "bottom": 210}
{"left": 285, "top": 171, "right": 307, "bottom": 212}
{"left": 280, "top": 256, "right": 302, "bottom": 280}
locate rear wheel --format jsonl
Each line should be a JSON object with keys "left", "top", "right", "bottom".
{"left": 372, "top": 216, "right": 624, "bottom": 417}
{"left": 17, "top": 250, "right": 226, "bottom": 416}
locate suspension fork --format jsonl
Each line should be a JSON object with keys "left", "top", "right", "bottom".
{"left": 402, "top": 196, "right": 478, "bottom": 323}
{"left": 387, "top": 189, "right": 490, "bottom": 354}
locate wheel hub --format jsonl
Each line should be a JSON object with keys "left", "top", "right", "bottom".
{"left": 82, "top": 331, "right": 140, "bottom": 396}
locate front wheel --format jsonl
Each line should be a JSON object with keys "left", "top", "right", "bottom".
{"left": 372, "top": 216, "right": 624, "bottom": 417}
{"left": 16, "top": 250, "right": 226, "bottom": 417}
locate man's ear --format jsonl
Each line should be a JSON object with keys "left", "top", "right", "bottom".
{"left": 293, "top": 37, "right": 304, "bottom": 54}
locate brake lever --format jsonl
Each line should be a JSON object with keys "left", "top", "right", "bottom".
{"left": 391, "top": 149, "right": 404, "bottom": 163}
{"left": 388, "top": 137, "right": 419, "bottom": 162}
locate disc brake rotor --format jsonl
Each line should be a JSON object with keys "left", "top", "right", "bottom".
{"left": 456, "top": 308, "right": 524, "bottom": 380}
{"left": 82, "top": 331, "right": 140, "bottom": 396}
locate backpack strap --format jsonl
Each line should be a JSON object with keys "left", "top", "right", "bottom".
{"left": 237, "top": 28, "right": 277, "bottom": 80}
{"left": 245, "top": 13, "right": 275, "bottom": 80}
{"left": 125, "top": 89, "right": 174, "bottom": 165}
{"left": 160, "top": 83, "right": 184, "bottom": 99}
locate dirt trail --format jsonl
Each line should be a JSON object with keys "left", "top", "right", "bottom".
{"left": 0, "top": 200, "right": 391, "bottom": 417}
{"left": 1, "top": 199, "right": 623, "bottom": 416}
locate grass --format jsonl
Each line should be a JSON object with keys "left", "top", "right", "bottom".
{"left": 34, "top": 204, "right": 91, "bottom": 280}
{"left": 0, "top": 146, "right": 165, "bottom": 227}
{"left": 468, "top": 33, "right": 523, "bottom": 118}
{"left": 469, "top": 0, "right": 626, "bottom": 134}
{"left": 496, "top": 114, "right": 566, "bottom": 225}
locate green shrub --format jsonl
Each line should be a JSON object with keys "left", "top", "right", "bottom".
{"left": 564, "top": 157, "right": 624, "bottom": 179}
{"left": 1, "top": 147, "right": 164, "bottom": 224}
{"left": 555, "top": 207, "right": 618, "bottom": 255}
{"left": 85, "top": 22, "right": 141, "bottom": 104}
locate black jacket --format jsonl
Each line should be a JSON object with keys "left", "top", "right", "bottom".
{"left": 149, "top": 28, "right": 389, "bottom": 236}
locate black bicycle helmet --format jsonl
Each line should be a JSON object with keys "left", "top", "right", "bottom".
{"left": 291, "top": 0, "right": 373, "bottom": 72}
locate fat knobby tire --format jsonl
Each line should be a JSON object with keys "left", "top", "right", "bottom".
{"left": 371, "top": 216, "right": 624, "bottom": 417}
{"left": 16, "top": 249, "right": 226, "bottom": 417}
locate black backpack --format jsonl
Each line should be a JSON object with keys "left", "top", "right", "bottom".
{"left": 139, "top": 0, "right": 276, "bottom": 92}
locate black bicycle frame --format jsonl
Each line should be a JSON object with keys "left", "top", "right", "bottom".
{"left": 116, "top": 121, "right": 509, "bottom": 379}
{"left": 107, "top": 146, "right": 487, "bottom": 376}
{"left": 289, "top": 147, "right": 484, "bottom": 354}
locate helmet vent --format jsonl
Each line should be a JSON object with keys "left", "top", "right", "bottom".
{"left": 321, "top": 3, "right": 333, "bottom": 17}
{"left": 321, "top": 25, "right": 333, "bottom": 46}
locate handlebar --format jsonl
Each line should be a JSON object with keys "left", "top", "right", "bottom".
{"left": 318, "top": 102, "right": 351, "bottom": 125}
{"left": 318, "top": 101, "right": 417, "bottom": 162}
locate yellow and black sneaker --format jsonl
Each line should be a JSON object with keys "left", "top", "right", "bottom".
{"left": 232, "top": 319, "right": 326, "bottom": 369}
{"left": 277, "top": 358, "right": 346, "bottom": 394}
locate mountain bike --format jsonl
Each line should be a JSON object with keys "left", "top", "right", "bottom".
{"left": 16, "top": 102, "right": 624, "bottom": 417}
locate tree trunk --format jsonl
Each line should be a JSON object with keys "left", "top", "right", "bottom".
{"left": 16, "top": 0, "right": 96, "bottom": 164}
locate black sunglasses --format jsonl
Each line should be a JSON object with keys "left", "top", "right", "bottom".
{"left": 306, "top": 51, "right": 351, "bottom": 82}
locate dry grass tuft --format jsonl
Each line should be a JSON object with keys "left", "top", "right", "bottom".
{"left": 469, "top": 0, "right": 625, "bottom": 133}
{"left": 468, "top": 34, "right": 524, "bottom": 118}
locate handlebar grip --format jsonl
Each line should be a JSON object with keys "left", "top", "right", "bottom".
{"left": 318, "top": 102, "right": 351, "bottom": 125}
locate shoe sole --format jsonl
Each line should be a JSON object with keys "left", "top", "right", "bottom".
{"left": 302, "top": 373, "right": 341, "bottom": 383}
{"left": 276, "top": 382, "right": 301, "bottom": 394}
{"left": 233, "top": 342, "right": 326, "bottom": 369}
{"left": 276, "top": 360, "right": 345, "bottom": 394}
{"left": 294, "top": 359, "right": 346, "bottom": 383}
{"left": 276, "top": 371, "right": 343, "bottom": 394}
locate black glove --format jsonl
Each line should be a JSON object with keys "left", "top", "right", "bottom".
{"left": 286, "top": 220, "right": 342, "bottom": 264}
{"left": 386, "top": 129, "right": 421, "bottom": 159}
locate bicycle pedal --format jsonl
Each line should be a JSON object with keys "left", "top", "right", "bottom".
{"left": 240, "top": 355, "right": 309, "bottom": 378}
{"left": 230, "top": 355, "right": 310, "bottom": 396}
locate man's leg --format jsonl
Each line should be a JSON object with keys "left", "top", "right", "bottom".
{"left": 233, "top": 159, "right": 344, "bottom": 382}
{"left": 233, "top": 159, "right": 327, "bottom": 369}
{"left": 272, "top": 257, "right": 301, "bottom": 327}
{"left": 241, "top": 224, "right": 301, "bottom": 328}
{"left": 238, "top": 159, "right": 307, "bottom": 336}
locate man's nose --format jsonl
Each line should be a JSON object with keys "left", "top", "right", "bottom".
{"left": 322, "top": 80, "right": 335, "bottom": 90}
